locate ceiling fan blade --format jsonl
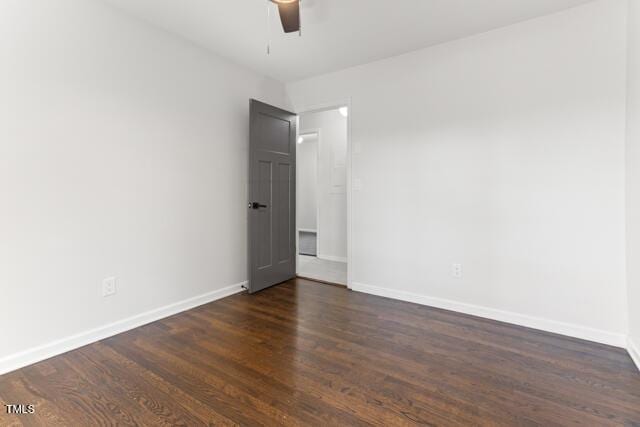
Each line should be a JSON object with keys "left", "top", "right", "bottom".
{"left": 276, "top": 1, "right": 300, "bottom": 33}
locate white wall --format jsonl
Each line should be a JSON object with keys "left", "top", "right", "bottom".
{"left": 300, "top": 110, "right": 348, "bottom": 261}
{"left": 297, "top": 136, "right": 318, "bottom": 231}
{"left": 0, "top": 0, "right": 286, "bottom": 368}
{"left": 287, "top": 0, "right": 628, "bottom": 345}
{"left": 627, "top": 0, "right": 640, "bottom": 361}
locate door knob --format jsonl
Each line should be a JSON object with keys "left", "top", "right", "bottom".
{"left": 249, "top": 202, "right": 268, "bottom": 209}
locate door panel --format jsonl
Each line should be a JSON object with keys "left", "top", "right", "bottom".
{"left": 249, "top": 100, "right": 296, "bottom": 293}
{"left": 276, "top": 161, "right": 292, "bottom": 264}
{"left": 256, "top": 159, "right": 273, "bottom": 270}
{"left": 257, "top": 113, "right": 292, "bottom": 154}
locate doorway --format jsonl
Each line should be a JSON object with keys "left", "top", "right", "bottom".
{"left": 296, "top": 106, "right": 349, "bottom": 285}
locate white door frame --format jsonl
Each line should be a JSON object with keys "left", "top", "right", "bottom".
{"left": 295, "top": 99, "right": 353, "bottom": 289}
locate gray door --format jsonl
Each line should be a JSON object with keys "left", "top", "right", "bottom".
{"left": 248, "top": 99, "right": 297, "bottom": 293}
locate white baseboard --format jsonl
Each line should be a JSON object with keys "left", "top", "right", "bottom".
{"left": 0, "top": 282, "right": 245, "bottom": 376}
{"left": 296, "top": 272, "right": 348, "bottom": 286}
{"left": 3, "top": 280, "right": 631, "bottom": 376}
{"left": 350, "top": 282, "right": 627, "bottom": 348}
{"left": 297, "top": 228, "right": 317, "bottom": 233}
{"left": 628, "top": 337, "right": 640, "bottom": 372}
{"left": 317, "top": 254, "right": 348, "bottom": 263}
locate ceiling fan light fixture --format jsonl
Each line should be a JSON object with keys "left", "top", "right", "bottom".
{"left": 268, "top": 0, "right": 301, "bottom": 34}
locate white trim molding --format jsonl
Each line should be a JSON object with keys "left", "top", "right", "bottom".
{"left": 297, "top": 228, "right": 317, "bottom": 234}
{"left": 628, "top": 338, "right": 640, "bottom": 372}
{"left": 351, "top": 282, "right": 627, "bottom": 348}
{"left": 318, "top": 254, "right": 348, "bottom": 263}
{"left": 0, "top": 282, "right": 245, "bottom": 376}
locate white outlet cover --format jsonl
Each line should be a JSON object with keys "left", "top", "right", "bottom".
{"left": 452, "top": 264, "right": 463, "bottom": 278}
{"left": 102, "top": 277, "right": 117, "bottom": 297}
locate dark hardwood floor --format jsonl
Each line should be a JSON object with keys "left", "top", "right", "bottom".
{"left": 1, "top": 278, "right": 640, "bottom": 426}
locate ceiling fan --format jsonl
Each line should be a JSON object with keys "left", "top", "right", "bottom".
{"left": 269, "top": 0, "right": 301, "bottom": 34}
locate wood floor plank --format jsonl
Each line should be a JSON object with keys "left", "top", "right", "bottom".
{"left": 201, "top": 300, "right": 503, "bottom": 425}
{"left": 66, "top": 348, "right": 205, "bottom": 427}
{"left": 212, "top": 289, "right": 615, "bottom": 425}
{"left": 91, "top": 342, "right": 239, "bottom": 426}
{"left": 1, "top": 278, "right": 639, "bottom": 426}
{"left": 178, "top": 310, "right": 469, "bottom": 426}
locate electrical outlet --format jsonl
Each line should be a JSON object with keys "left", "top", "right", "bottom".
{"left": 452, "top": 263, "right": 463, "bottom": 278}
{"left": 102, "top": 277, "right": 116, "bottom": 297}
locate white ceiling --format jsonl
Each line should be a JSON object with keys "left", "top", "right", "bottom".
{"left": 102, "top": 0, "right": 595, "bottom": 83}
